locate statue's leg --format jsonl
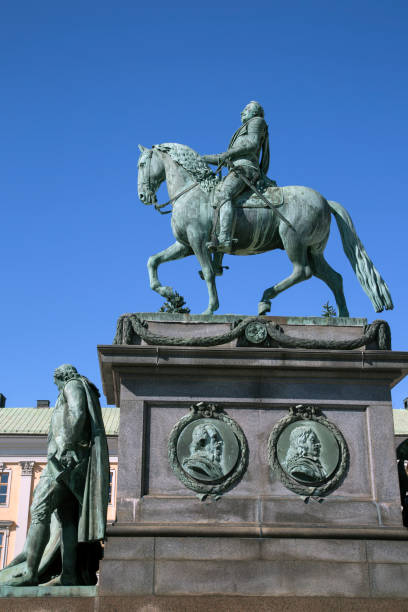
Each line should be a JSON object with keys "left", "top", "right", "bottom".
{"left": 24, "top": 523, "right": 50, "bottom": 582}
{"left": 189, "top": 234, "right": 220, "bottom": 314}
{"left": 207, "top": 173, "right": 244, "bottom": 252}
{"left": 218, "top": 200, "right": 234, "bottom": 247}
{"left": 309, "top": 251, "right": 349, "bottom": 317}
{"left": 57, "top": 493, "right": 79, "bottom": 585}
{"left": 147, "top": 241, "right": 193, "bottom": 298}
{"left": 4, "top": 475, "right": 54, "bottom": 585}
{"left": 4, "top": 523, "right": 50, "bottom": 586}
{"left": 258, "top": 230, "right": 312, "bottom": 315}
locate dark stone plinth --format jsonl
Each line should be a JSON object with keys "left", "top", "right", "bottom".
{"left": 3, "top": 595, "right": 408, "bottom": 611}
{"left": 97, "top": 316, "right": 408, "bottom": 598}
{"left": 97, "top": 535, "right": 408, "bottom": 599}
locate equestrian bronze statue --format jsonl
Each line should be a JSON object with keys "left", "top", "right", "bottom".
{"left": 137, "top": 101, "right": 393, "bottom": 316}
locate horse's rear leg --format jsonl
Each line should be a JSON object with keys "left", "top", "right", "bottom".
{"left": 148, "top": 241, "right": 193, "bottom": 298}
{"left": 258, "top": 234, "right": 312, "bottom": 315}
{"left": 309, "top": 251, "right": 349, "bottom": 317}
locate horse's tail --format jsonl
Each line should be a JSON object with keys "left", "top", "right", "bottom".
{"left": 328, "top": 200, "right": 393, "bottom": 312}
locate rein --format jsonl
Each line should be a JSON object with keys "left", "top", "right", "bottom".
{"left": 144, "top": 148, "right": 224, "bottom": 215}
{"left": 154, "top": 181, "right": 200, "bottom": 215}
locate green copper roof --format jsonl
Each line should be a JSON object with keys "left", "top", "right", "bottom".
{"left": 0, "top": 407, "right": 406, "bottom": 436}
{"left": 0, "top": 408, "right": 120, "bottom": 435}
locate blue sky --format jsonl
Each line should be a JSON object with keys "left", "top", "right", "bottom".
{"left": 1, "top": 1, "right": 407, "bottom": 407}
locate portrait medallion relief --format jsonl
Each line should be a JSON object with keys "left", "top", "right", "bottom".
{"left": 268, "top": 405, "right": 349, "bottom": 499}
{"left": 177, "top": 419, "right": 239, "bottom": 482}
{"left": 168, "top": 402, "right": 248, "bottom": 499}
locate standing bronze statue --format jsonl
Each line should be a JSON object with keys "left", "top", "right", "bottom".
{"left": 137, "top": 101, "right": 393, "bottom": 316}
{"left": 0, "top": 364, "right": 109, "bottom": 586}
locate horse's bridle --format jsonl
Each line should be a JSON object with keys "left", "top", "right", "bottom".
{"left": 140, "top": 148, "right": 157, "bottom": 203}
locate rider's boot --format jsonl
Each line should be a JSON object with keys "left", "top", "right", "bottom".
{"left": 207, "top": 200, "right": 237, "bottom": 253}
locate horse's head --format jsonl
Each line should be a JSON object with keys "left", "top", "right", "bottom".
{"left": 137, "top": 145, "right": 165, "bottom": 205}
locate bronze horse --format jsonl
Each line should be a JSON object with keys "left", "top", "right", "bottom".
{"left": 138, "top": 143, "right": 393, "bottom": 316}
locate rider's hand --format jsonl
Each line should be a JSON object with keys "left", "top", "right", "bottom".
{"left": 60, "top": 449, "right": 79, "bottom": 470}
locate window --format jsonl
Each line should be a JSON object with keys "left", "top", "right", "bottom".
{"left": 0, "top": 472, "right": 10, "bottom": 506}
{"left": 108, "top": 469, "right": 116, "bottom": 506}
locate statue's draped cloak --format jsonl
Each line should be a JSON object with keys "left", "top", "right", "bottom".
{"left": 76, "top": 376, "right": 110, "bottom": 542}
{"left": 228, "top": 116, "right": 270, "bottom": 176}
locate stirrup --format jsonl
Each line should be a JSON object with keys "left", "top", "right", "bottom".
{"left": 216, "top": 238, "right": 238, "bottom": 254}
{"left": 206, "top": 239, "right": 219, "bottom": 251}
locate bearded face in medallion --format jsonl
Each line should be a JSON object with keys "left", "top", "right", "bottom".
{"left": 182, "top": 423, "right": 224, "bottom": 481}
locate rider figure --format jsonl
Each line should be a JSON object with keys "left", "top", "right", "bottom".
{"left": 203, "top": 101, "right": 270, "bottom": 252}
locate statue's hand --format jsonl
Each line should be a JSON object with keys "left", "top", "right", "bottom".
{"left": 202, "top": 154, "right": 216, "bottom": 164}
{"left": 60, "top": 449, "right": 79, "bottom": 470}
{"left": 202, "top": 154, "right": 225, "bottom": 166}
{"left": 219, "top": 152, "right": 231, "bottom": 163}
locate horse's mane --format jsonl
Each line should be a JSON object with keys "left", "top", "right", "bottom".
{"left": 154, "top": 143, "right": 218, "bottom": 193}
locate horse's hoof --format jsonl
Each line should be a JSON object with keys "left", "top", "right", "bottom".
{"left": 258, "top": 301, "right": 271, "bottom": 315}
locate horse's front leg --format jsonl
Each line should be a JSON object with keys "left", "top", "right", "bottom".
{"left": 190, "top": 238, "right": 220, "bottom": 314}
{"left": 147, "top": 241, "right": 193, "bottom": 298}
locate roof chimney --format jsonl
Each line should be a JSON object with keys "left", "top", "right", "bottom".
{"left": 36, "top": 400, "right": 50, "bottom": 408}
{"left": 0, "top": 394, "right": 6, "bottom": 408}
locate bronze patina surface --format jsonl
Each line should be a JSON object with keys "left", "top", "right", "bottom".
{"left": 0, "top": 365, "right": 109, "bottom": 587}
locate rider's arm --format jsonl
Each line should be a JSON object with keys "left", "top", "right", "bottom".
{"left": 202, "top": 154, "right": 222, "bottom": 165}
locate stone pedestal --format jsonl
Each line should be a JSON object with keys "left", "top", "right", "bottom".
{"left": 97, "top": 314, "right": 408, "bottom": 603}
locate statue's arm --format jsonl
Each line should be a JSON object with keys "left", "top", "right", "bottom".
{"left": 202, "top": 154, "right": 222, "bottom": 165}
{"left": 54, "top": 380, "right": 88, "bottom": 468}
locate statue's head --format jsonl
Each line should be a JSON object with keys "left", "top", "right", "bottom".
{"left": 283, "top": 425, "right": 326, "bottom": 484}
{"left": 137, "top": 145, "right": 165, "bottom": 205}
{"left": 53, "top": 364, "right": 79, "bottom": 390}
{"left": 189, "top": 423, "right": 224, "bottom": 465}
{"left": 241, "top": 101, "right": 264, "bottom": 123}
{"left": 288, "top": 426, "right": 321, "bottom": 459}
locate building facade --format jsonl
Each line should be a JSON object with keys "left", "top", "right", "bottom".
{"left": 0, "top": 405, "right": 119, "bottom": 568}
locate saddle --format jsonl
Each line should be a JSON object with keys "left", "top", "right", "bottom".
{"left": 211, "top": 175, "right": 283, "bottom": 209}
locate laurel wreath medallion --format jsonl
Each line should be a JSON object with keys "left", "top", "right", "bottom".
{"left": 268, "top": 404, "right": 350, "bottom": 499}
{"left": 168, "top": 402, "right": 249, "bottom": 500}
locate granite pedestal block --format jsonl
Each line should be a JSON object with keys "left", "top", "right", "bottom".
{"left": 97, "top": 315, "right": 408, "bottom": 600}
